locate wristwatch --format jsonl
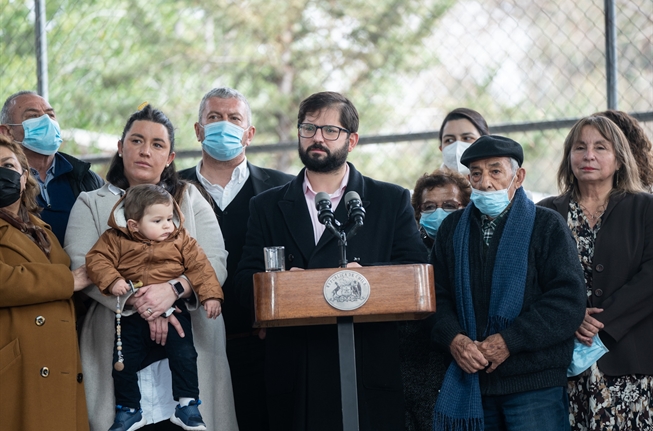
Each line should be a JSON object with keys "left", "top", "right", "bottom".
{"left": 168, "top": 280, "right": 184, "bottom": 299}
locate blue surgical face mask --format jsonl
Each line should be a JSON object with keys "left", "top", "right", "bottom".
{"left": 567, "top": 335, "right": 609, "bottom": 377}
{"left": 201, "top": 121, "right": 246, "bottom": 162}
{"left": 419, "top": 208, "right": 451, "bottom": 238}
{"left": 470, "top": 173, "right": 517, "bottom": 217}
{"left": 16, "top": 114, "right": 63, "bottom": 156}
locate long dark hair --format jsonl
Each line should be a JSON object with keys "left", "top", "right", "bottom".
{"left": 106, "top": 104, "right": 186, "bottom": 203}
{"left": 439, "top": 108, "right": 490, "bottom": 142}
{"left": 594, "top": 110, "right": 653, "bottom": 190}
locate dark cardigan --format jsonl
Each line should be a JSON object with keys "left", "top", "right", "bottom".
{"left": 538, "top": 191, "right": 653, "bottom": 376}
{"left": 431, "top": 203, "right": 586, "bottom": 395}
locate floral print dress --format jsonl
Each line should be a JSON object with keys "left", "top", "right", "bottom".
{"left": 566, "top": 200, "right": 652, "bottom": 431}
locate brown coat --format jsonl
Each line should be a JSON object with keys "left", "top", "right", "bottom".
{"left": 85, "top": 198, "right": 223, "bottom": 304}
{"left": 0, "top": 214, "right": 89, "bottom": 431}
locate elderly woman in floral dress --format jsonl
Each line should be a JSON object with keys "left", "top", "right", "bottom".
{"left": 539, "top": 115, "right": 653, "bottom": 430}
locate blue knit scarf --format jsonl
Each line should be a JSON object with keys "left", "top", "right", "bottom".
{"left": 433, "top": 187, "right": 535, "bottom": 431}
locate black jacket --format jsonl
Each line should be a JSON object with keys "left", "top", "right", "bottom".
{"left": 234, "top": 163, "right": 428, "bottom": 431}
{"left": 179, "top": 162, "right": 294, "bottom": 335}
{"left": 44, "top": 152, "right": 103, "bottom": 244}
{"left": 180, "top": 162, "right": 294, "bottom": 201}
{"left": 538, "top": 192, "right": 653, "bottom": 376}
{"left": 431, "top": 200, "right": 586, "bottom": 395}
{"left": 60, "top": 152, "right": 104, "bottom": 197}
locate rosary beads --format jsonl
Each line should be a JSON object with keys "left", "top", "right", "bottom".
{"left": 114, "top": 280, "right": 143, "bottom": 372}
{"left": 114, "top": 295, "right": 125, "bottom": 371}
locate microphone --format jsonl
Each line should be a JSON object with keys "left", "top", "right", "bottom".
{"left": 345, "top": 191, "right": 365, "bottom": 226}
{"left": 315, "top": 192, "right": 335, "bottom": 226}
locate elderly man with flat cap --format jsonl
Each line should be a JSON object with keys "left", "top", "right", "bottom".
{"left": 430, "top": 135, "right": 586, "bottom": 431}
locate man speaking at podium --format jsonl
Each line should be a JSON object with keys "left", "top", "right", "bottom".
{"left": 235, "top": 91, "right": 428, "bottom": 431}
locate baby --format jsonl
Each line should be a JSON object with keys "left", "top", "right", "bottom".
{"left": 86, "top": 184, "right": 223, "bottom": 431}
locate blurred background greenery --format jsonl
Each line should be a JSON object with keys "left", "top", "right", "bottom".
{"left": 2, "top": 0, "right": 651, "bottom": 195}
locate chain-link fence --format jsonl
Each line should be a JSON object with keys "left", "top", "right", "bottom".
{"left": 2, "top": 0, "right": 652, "bottom": 196}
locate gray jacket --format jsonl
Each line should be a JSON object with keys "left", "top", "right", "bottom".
{"left": 64, "top": 183, "right": 236, "bottom": 430}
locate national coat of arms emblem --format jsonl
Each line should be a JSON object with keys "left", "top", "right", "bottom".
{"left": 323, "top": 270, "right": 371, "bottom": 311}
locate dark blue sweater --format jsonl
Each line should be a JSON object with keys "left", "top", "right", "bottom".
{"left": 431, "top": 203, "right": 586, "bottom": 395}
{"left": 37, "top": 152, "right": 103, "bottom": 245}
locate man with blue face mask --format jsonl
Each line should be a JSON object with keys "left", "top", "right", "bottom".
{"left": 179, "top": 87, "right": 293, "bottom": 431}
{"left": 0, "top": 91, "right": 103, "bottom": 245}
{"left": 430, "top": 135, "right": 586, "bottom": 431}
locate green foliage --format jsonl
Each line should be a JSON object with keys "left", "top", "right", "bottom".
{"left": 3, "top": 0, "right": 453, "bottom": 149}
{"left": 2, "top": 0, "right": 650, "bottom": 195}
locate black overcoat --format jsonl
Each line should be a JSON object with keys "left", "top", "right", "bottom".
{"left": 235, "top": 163, "right": 428, "bottom": 431}
{"left": 180, "top": 162, "right": 295, "bottom": 334}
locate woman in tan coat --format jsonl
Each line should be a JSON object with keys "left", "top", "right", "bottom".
{"left": 0, "top": 136, "right": 91, "bottom": 430}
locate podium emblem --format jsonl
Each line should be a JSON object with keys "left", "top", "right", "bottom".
{"left": 324, "top": 270, "right": 371, "bottom": 311}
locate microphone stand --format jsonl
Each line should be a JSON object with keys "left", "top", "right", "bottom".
{"left": 324, "top": 220, "right": 349, "bottom": 269}
{"left": 317, "top": 195, "right": 365, "bottom": 431}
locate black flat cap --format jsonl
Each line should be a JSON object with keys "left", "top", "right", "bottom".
{"left": 460, "top": 135, "right": 524, "bottom": 167}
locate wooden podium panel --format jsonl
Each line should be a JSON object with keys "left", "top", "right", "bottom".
{"left": 253, "top": 263, "right": 435, "bottom": 327}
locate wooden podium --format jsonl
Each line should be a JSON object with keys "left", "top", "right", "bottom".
{"left": 253, "top": 263, "right": 435, "bottom": 327}
{"left": 253, "top": 263, "right": 435, "bottom": 431}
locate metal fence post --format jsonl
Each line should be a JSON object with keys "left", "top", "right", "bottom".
{"left": 35, "top": 0, "right": 49, "bottom": 100}
{"left": 605, "top": 0, "right": 618, "bottom": 110}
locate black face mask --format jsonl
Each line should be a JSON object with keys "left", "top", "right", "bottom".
{"left": 0, "top": 167, "right": 23, "bottom": 208}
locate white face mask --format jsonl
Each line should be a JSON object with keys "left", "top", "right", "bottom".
{"left": 442, "top": 141, "right": 471, "bottom": 174}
